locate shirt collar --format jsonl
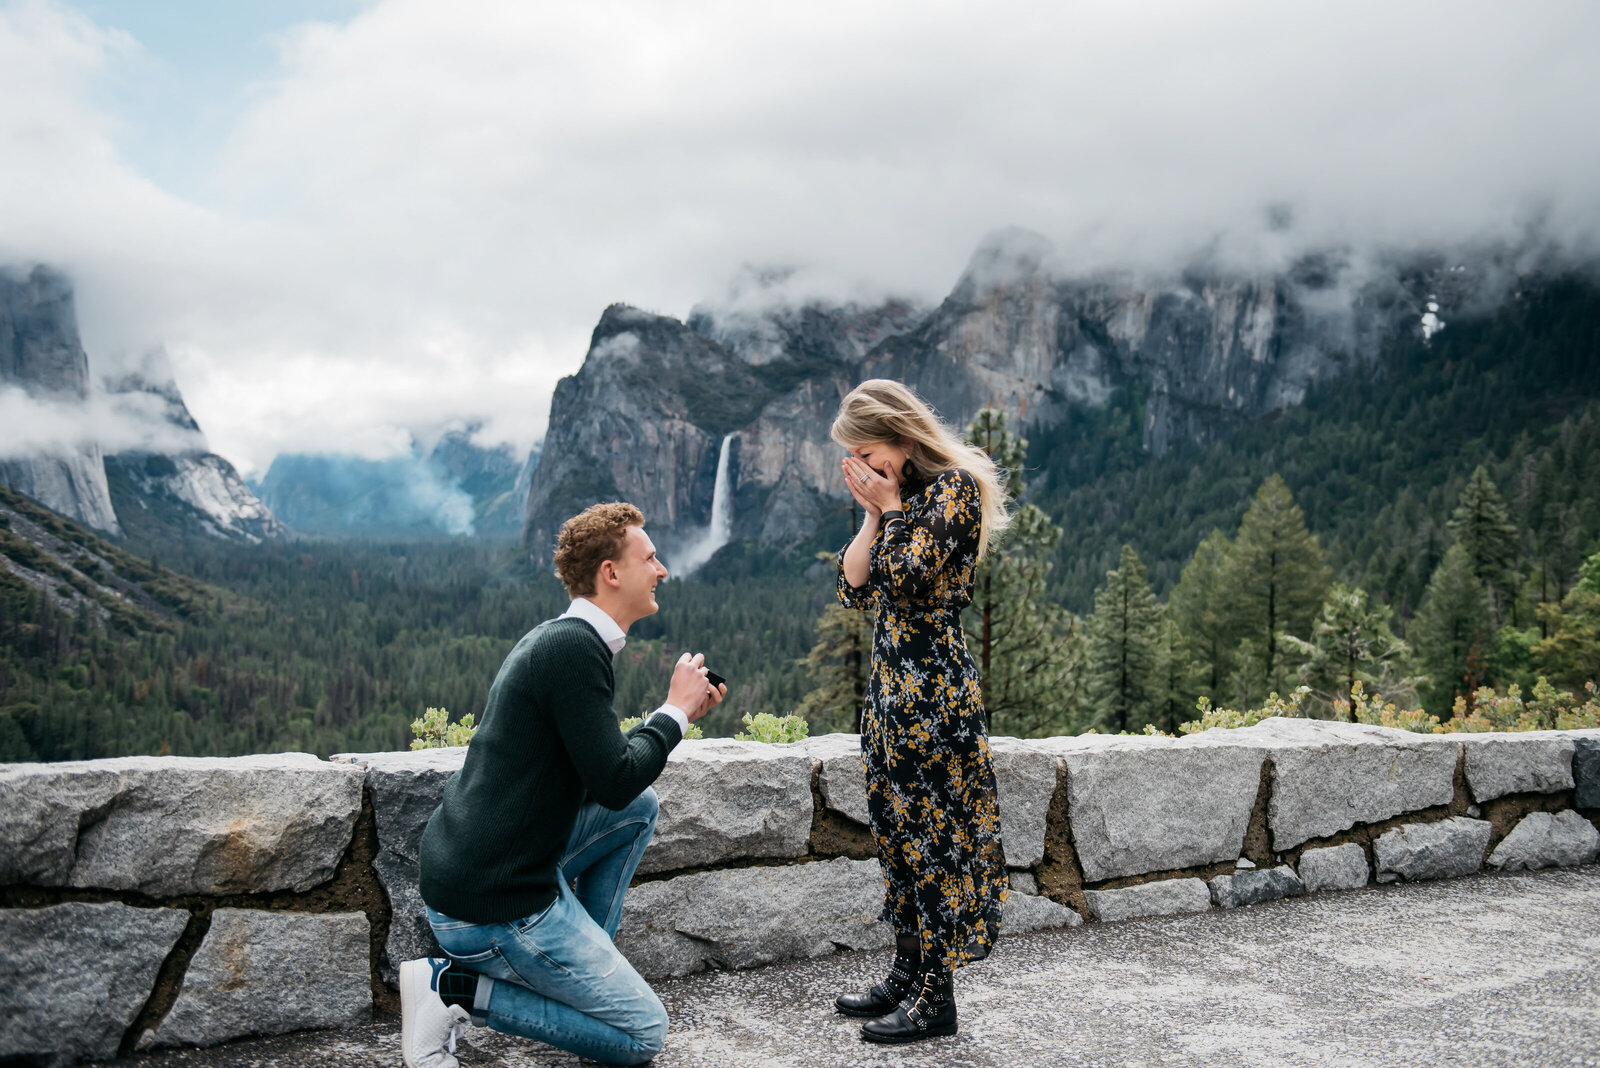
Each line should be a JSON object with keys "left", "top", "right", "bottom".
{"left": 560, "top": 597, "right": 626, "bottom": 654}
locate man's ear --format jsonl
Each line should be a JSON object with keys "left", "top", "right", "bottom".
{"left": 597, "top": 559, "right": 620, "bottom": 590}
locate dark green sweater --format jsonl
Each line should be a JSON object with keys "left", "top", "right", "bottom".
{"left": 418, "top": 616, "right": 682, "bottom": 923}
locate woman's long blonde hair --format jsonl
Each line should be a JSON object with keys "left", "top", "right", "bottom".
{"left": 831, "top": 379, "right": 1012, "bottom": 560}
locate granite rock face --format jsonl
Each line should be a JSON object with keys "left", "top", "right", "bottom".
{"left": 1486, "top": 811, "right": 1600, "bottom": 872}
{"left": 1052, "top": 735, "right": 1264, "bottom": 881}
{"left": 616, "top": 858, "right": 891, "bottom": 979}
{"left": 527, "top": 238, "right": 1450, "bottom": 555}
{"left": 0, "top": 754, "right": 364, "bottom": 895}
{"left": 1003, "top": 890, "right": 1082, "bottom": 934}
{"left": 1297, "top": 843, "right": 1370, "bottom": 892}
{"left": 1083, "top": 878, "right": 1212, "bottom": 923}
{"left": 1574, "top": 737, "right": 1600, "bottom": 809}
{"left": 807, "top": 732, "right": 870, "bottom": 826}
{"left": 1373, "top": 817, "right": 1492, "bottom": 883}
{"left": 0, "top": 265, "right": 122, "bottom": 535}
{"left": 1222, "top": 718, "right": 1459, "bottom": 850}
{"left": 1209, "top": 865, "right": 1306, "bottom": 909}
{"left": 0, "top": 902, "right": 188, "bottom": 1063}
{"left": 153, "top": 909, "right": 370, "bottom": 1047}
{"left": 989, "top": 737, "right": 1059, "bottom": 869}
{"left": 1458, "top": 733, "right": 1575, "bottom": 802}
{"left": 332, "top": 747, "right": 466, "bottom": 984}
{"left": 639, "top": 740, "right": 814, "bottom": 874}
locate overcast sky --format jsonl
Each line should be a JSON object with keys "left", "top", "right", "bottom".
{"left": 2, "top": 0, "right": 1598, "bottom": 476}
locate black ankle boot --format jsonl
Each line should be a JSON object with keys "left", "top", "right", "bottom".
{"left": 860, "top": 968, "right": 957, "bottom": 1044}
{"left": 835, "top": 943, "right": 919, "bottom": 1018}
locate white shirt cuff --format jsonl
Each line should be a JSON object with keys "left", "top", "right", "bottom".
{"left": 654, "top": 703, "right": 690, "bottom": 735}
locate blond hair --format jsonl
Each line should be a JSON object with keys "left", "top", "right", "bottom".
{"left": 553, "top": 502, "right": 646, "bottom": 596}
{"left": 831, "top": 379, "right": 1011, "bottom": 559}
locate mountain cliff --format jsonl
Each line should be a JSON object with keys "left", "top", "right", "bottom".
{"left": 523, "top": 233, "right": 1468, "bottom": 562}
{"left": 103, "top": 354, "right": 286, "bottom": 544}
{"left": 0, "top": 267, "right": 283, "bottom": 545}
{"left": 0, "top": 266, "right": 121, "bottom": 535}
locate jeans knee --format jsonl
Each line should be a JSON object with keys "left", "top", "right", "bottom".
{"left": 628, "top": 1004, "right": 668, "bottom": 1062}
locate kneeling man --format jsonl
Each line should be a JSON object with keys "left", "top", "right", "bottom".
{"left": 401, "top": 502, "right": 724, "bottom": 1067}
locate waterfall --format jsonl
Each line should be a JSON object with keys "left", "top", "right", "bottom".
{"left": 675, "top": 434, "right": 734, "bottom": 577}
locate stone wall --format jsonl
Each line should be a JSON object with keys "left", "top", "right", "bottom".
{"left": 4, "top": 721, "right": 1599, "bottom": 1064}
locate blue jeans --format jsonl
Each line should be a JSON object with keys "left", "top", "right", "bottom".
{"left": 427, "top": 787, "right": 666, "bottom": 1066}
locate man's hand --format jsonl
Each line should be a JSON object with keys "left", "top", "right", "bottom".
{"left": 668, "top": 652, "right": 727, "bottom": 722}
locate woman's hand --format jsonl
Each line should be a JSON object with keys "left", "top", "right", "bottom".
{"left": 842, "top": 456, "right": 903, "bottom": 518}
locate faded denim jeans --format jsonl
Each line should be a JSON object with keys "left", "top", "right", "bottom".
{"left": 427, "top": 787, "right": 666, "bottom": 1065}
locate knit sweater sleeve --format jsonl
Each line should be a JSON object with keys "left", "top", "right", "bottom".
{"left": 541, "top": 625, "right": 682, "bottom": 810}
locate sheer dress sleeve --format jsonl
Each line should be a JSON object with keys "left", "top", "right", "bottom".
{"left": 872, "top": 469, "right": 981, "bottom": 602}
{"left": 836, "top": 542, "right": 877, "bottom": 611}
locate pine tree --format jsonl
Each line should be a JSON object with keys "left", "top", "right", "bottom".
{"left": 795, "top": 602, "right": 875, "bottom": 733}
{"left": 1534, "top": 550, "right": 1600, "bottom": 689}
{"left": 962, "top": 408, "right": 1080, "bottom": 735}
{"left": 1167, "top": 529, "right": 1233, "bottom": 703}
{"left": 1282, "top": 584, "right": 1415, "bottom": 717}
{"left": 1222, "top": 475, "right": 1331, "bottom": 699}
{"left": 1411, "top": 543, "right": 1495, "bottom": 714}
{"left": 1448, "top": 465, "right": 1521, "bottom": 625}
{"left": 1086, "top": 545, "right": 1163, "bottom": 733}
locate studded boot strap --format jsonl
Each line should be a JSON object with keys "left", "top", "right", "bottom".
{"left": 903, "top": 970, "right": 952, "bottom": 1031}
{"left": 869, "top": 947, "right": 919, "bottom": 1005}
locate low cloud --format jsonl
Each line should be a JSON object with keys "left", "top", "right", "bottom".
{"left": 0, "top": 385, "right": 208, "bottom": 460}
{"left": 2, "top": 0, "right": 1598, "bottom": 476}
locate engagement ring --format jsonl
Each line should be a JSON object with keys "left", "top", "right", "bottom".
{"left": 857, "top": 474, "right": 870, "bottom": 484}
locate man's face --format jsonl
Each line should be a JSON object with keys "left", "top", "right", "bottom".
{"left": 610, "top": 525, "right": 668, "bottom": 620}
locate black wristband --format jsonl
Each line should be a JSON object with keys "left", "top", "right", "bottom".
{"left": 881, "top": 509, "right": 906, "bottom": 524}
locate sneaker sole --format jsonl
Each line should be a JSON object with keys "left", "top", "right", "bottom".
{"left": 398, "top": 960, "right": 431, "bottom": 1068}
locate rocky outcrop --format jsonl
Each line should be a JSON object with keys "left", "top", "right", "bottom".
{"left": 0, "top": 265, "right": 121, "bottom": 535}
{"left": 1297, "top": 843, "right": 1370, "bottom": 892}
{"left": 0, "top": 902, "right": 188, "bottom": 1063}
{"left": 330, "top": 747, "right": 464, "bottom": 983}
{"left": 1458, "top": 732, "right": 1576, "bottom": 802}
{"left": 151, "top": 910, "right": 370, "bottom": 1047}
{"left": 1037, "top": 732, "right": 1263, "bottom": 882}
{"left": 1486, "top": 811, "right": 1600, "bottom": 871}
{"left": 617, "top": 857, "right": 891, "bottom": 978}
{"left": 1209, "top": 865, "right": 1306, "bottom": 909}
{"left": 525, "top": 233, "right": 1465, "bottom": 556}
{"left": 103, "top": 355, "right": 284, "bottom": 543}
{"left": 1084, "top": 877, "right": 1212, "bottom": 922}
{"left": 0, "top": 754, "right": 363, "bottom": 895}
{"left": 640, "top": 739, "right": 814, "bottom": 874}
{"left": 1374, "top": 817, "right": 1492, "bottom": 883}
{"left": 1227, "top": 718, "right": 1459, "bottom": 851}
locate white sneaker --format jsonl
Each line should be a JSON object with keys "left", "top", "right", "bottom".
{"left": 400, "top": 957, "right": 472, "bottom": 1068}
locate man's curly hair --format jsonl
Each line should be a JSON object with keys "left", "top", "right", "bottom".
{"left": 553, "top": 502, "right": 646, "bottom": 597}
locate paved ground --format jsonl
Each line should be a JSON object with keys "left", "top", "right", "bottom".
{"left": 97, "top": 866, "right": 1600, "bottom": 1068}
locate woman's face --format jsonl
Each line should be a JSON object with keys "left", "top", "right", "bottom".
{"left": 849, "top": 438, "right": 912, "bottom": 479}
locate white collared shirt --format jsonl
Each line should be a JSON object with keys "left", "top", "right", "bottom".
{"left": 559, "top": 597, "right": 691, "bottom": 735}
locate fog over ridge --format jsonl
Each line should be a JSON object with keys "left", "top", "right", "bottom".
{"left": 1, "top": 0, "right": 1597, "bottom": 476}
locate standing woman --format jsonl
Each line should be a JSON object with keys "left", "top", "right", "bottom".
{"left": 830, "top": 379, "right": 1011, "bottom": 1044}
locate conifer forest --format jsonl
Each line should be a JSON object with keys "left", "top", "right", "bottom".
{"left": 3, "top": 277, "right": 1599, "bottom": 762}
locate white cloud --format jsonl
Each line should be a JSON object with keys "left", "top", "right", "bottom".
{"left": 0, "top": 385, "right": 206, "bottom": 459}
{"left": 3, "top": 0, "right": 1599, "bottom": 476}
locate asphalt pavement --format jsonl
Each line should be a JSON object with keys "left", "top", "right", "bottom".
{"left": 96, "top": 865, "right": 1600, "bottom": 1068}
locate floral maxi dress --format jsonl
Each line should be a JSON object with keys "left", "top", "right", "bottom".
{"left": 836, "top": 466, "right": 1008, "bottom": 971}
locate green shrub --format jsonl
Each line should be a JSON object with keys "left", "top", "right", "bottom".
{"left": 1169, "top": 677, "right": 1600, "bottom": 736}
{"left": 620, "top": 715, "right": 704, "bottom": 740}
{"left": 734, "top": 712, "right": 809, "bottom": 743}
{"left": 409, "top": 706, "right": 476, "bottom": 749}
